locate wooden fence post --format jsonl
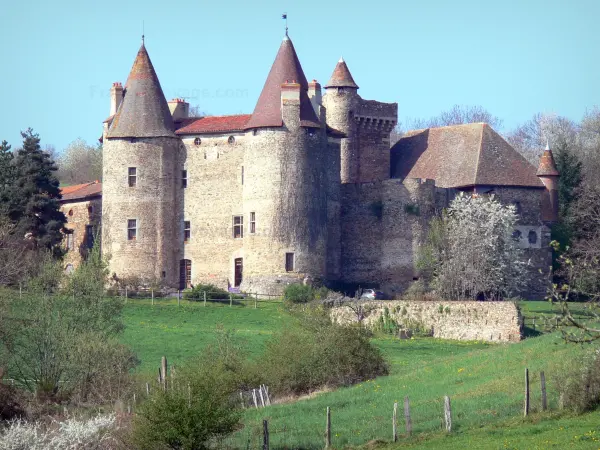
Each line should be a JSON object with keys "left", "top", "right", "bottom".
{"left": 151, "top": 288, "right": 154, "bottom": 306}
{"left": 161, "top": 356, "right": 168, "bottom": 391}
{"left": 524, "top": 368, "right": 530, "bottom": 416}
{"left": 263, "top": 419, "right": 269, "bottom": 450}
{"left": 146, "top": 382, "right": 150, "bottom": 396}
{"left": 204, "top": 291, "right": 207, "bottom": 307}
{"left": 325, "top": 407, "right": 331, "bottom": 448}
{"left": 230, "top": 293, "right": 233, "bottom": 307}
{"left": 540, "top": 371, "right": 547, "bottom": 411}
{"left": 178, "top": 292, "right": 181, "bottom": 307}
{"left": 258, "top": 385, "right": 265, "bottom": 407}
{"left": 404, "top": 396, "right": 412, "bottom": 437}
{"left": 444, "top": 395, "right": 452, "bottom": 432}
{"left": 392, "top": 402, "right": 398, "bottom": 442}
{"left": 188, "top": 383, "right": 192, "bottom": 408}
{"left": 252, "top": 389, "right": 258, "bottom": 409}
{"left": 254, "top": 294, "right": 257, "bottom": 309}
{"left": 125, "top": 287, "right": 128, "bottom": 302}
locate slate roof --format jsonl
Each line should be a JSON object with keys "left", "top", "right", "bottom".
{"left": 537, "top": 147, "right": 559, "bottom": 177}
{"left": 390, "top": 123, "right": 544, "bottom": 189}
{"left": 324, "top": 57, "right": 359, "bottom": 89}
{"left": 107, "top": 43, "right": 176, "bottom": 138}
{"left": 245, "top": 36, "right": 320, "bottom": 129}
{"left": 176, "top": 114, "right": 251, "bottom": 135}
{"left": 60, "top": 181, "right": 102, "bottom": 202}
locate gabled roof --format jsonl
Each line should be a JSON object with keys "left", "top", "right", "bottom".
{"left": 245, "top": 36, "right": 320, "bottom": 129}
{"left": 107, "top": 43, "right": 176, "bottom": 139}
{"left": 390, "top": 123, "right": 544, "bottom": 189}
{"left": 60, "top": 181, "right": 102, "bottom": 202}
{"left": 176, "top": 114, "right": 251, "bottom": 135}
{"left": 325, "top": 57, "right": 359, "bottom": 89}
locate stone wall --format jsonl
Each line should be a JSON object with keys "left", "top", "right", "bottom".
{"left": 61, "top": 197, "right": 102, "bottom": 270}
{"left": 331, "top": 300, "right": 522, "bottom": 343}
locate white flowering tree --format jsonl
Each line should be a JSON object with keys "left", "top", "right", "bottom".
{"left": 426, "top": 193, "right": 528, "bottom": 300}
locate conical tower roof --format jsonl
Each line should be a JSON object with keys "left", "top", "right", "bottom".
{"left": 325, "top": 57, "right": 359, "bottom": 89}
{"left": 537, "top": 143, "right": 560, "bottom": 177}
{"left": 245, "top": 36, "right": 320, "bottom": 129}
{"left": 107, "top": 43, "right": 176, "bottom": 138}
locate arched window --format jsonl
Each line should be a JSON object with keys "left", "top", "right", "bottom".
{"left": 528, "top": 230, "right": 538, "bottom": 245}
{"left": 228, "top": 136, "right": 235, "bottom": 145}
{"left": 194, "top": 137, "right": 201, "bottom": 146}
{"left": 68, "top": 209, "right": 73, "bottom": 216}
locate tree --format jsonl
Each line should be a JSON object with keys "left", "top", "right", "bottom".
{"left": 9, "top": 128, "right": 66, "bottom": 252}
{"left": 405, "top": 105, "right": 503, "bottom": 132}
{"left": 420, "top": 193, "right": 528, "bottom": 300}
{"left": 56, "top": 138, "right": 102, "bottom": 185}
{"left": 506, "top": 113, "right": 578, "bottom": 164}
{"left": 0, "top": 140, "right": 14, "bottom": 216}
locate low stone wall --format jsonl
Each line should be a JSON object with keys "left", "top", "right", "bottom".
{"left": 331, "top": 300, "right": 522, "bottom": 343}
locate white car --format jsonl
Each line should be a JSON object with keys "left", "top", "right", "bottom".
{"left": 360, "top": 289, "right": 385, "bottom": 300}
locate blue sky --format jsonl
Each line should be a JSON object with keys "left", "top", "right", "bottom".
{"left": 1, "top": 0, "right": 599, "bottom": 152}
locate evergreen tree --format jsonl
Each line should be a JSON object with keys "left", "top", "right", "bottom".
{"left": 0, "top": 140, "right": 14, "bottom": 216}
{"left": 9, "top": 128, "right": 66, "bottom": 252}
{"left": 554, "top": 140, "right": 583, "bottom": 219}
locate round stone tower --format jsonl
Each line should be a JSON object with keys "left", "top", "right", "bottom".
{"left": 102, "top": 41, "right": 180, "bottom": 286}
{"left": 322, "top": 57, "right": 360, "bottom": 183}
{"left": 242, "top": 35, "right": 328, "bottom": 294}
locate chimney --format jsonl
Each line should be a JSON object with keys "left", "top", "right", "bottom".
{"left": 110, "top": 82, "right": 123, "bottom": 116}
{"left": 308, "top": 79, "right": 322, "bottom": 118}
{"left": 168, "top": 98, "right": 190, "bottom": 122}
{"left": 281, "top": 80, "right": 301, "bottom": 105}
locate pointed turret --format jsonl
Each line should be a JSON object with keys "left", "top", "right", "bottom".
{"left": 245, "top": 35, "right": 320, "bottom": 129}
{"left": 537, "top": 142, "right": 560, "bottom": 222}
{"left": 324, "top": 57, "right": 359, "bottom": 89}
{"left": 107, "top": 43, "right": 176, "bottom": 138}
{"left": 537, "top": 142, "right": 560, "bottom": 177}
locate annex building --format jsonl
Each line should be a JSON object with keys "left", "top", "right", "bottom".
{"left": 60, "top": 33, "right": 559, "bottom": 298}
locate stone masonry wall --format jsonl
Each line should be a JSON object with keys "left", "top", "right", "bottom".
{"left": 331, "top": 300, "right": 522, "bottom": 343}
{"left": 61, "top": 197, "right": 102, "bottom": 270}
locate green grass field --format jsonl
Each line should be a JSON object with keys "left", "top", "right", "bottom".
{"left": 121, "top": 299, "right": 600, "bottom": 449}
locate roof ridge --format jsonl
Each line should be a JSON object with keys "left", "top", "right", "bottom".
{"left": 473, "top": 123, "right": 485, "bottom": 186}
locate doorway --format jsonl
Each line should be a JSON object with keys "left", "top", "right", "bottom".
{"left": 234, "top": 258, "right": 243, "bottom": 288}
{"left": 179, "top": 259, "right": 192, "bottom": 290}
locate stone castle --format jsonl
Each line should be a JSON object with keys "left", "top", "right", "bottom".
{"left": 60, "top": 33, "right": 559, "bottom": 298}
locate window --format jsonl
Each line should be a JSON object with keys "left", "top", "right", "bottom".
{"left": 182, "top": 170, "right": 188, "bottom": 188}
{"left": 85, "top": 225, "right": 94, "bottom": 248}
{"left": 194, "top": 137, "right": 201, "bottom": 146}
{"left": 241, "top": 166, "right": 244, "bottom": 185}
{"left": 68, "top": 209, "right": 73, "bottom": 217}
{"left": 512, "top": 201, "right": 522, "bottom": 215}
{"left": 285, "top": 252, "right": 295, "bottom": 272}
{"left": 88, "top": 205, "right": 94, "bottom": 215}
{"left": 512, "top": 230, "right": 522, "bottom": 242}
{"left": 250, "top": 212, "right": 256, "bottom": 234}
{"left": 128, "top": 167, "right": 137, "bottom": 187}
{"left": 184, "top": 220, "right": 191, "bottom": 242}
{"left": 228, "top": 135, "right": 235, "bottom": 145}
{"left": 233, "top": 215, "right": 243, "bottom": 239}
{"left": 528, "top": 230, "right": 538, "bottom": 245}
{"left": 66, "top": 231, "right": 75, "bottom": 251}
{"left": 127, "top": 219, "right": 137, "bottom": 240}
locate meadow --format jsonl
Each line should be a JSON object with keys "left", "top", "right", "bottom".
{"left": 120, "top": 299, "right": 599, "bottom": 449}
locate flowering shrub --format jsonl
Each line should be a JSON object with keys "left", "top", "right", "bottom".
{"left": 0, "top": 414, "right": 117, "bottom": 450}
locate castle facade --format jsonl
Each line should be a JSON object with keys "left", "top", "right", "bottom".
{"left": 60, "top": 34, "right": 559, "bottom": 298}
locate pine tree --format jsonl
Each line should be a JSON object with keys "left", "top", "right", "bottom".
{"left": 0, "top": 140, "right": 14, "bottom": 216}
{"left": 9, "top": 128, "right": 66, "bottom": 252}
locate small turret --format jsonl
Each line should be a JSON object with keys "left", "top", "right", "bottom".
{"left": 537, "top": 142, "right": 560, "bottom": 222}
{"left": 324, "top": 57, "right": 359, "bottom": 90}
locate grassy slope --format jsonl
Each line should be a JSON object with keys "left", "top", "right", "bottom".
{"left": 121, "top": 300, "right": 599, "bottom": 449}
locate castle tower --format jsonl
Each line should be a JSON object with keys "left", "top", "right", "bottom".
{"left": 537, "top": 142, "right": 560, "bottom": 222}
{"left": 322, "top": 58, "right": 360, "bottom": 183}
{"left": 102, "top": 41, "right": 180, "bottom": 285}
{"left": 242, "top": 35, "right": 329, "bottom": 294}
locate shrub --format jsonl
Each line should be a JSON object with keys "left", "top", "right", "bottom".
{"left": 283, "top": 283, "right": 329, "bottom": 304}
{"left": 130, "top": 334, "right": 242, "bottom": 450}
{"left": 557, "top": 347, "right": 600, "bottom": 413}
{"left": 258, "top": 308, "right": 388, "bottom": 396}
{"left": 183, "top": 284, "right": 242, "bottom": 301}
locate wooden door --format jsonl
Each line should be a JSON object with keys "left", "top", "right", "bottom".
{"left": 234, "top": 258, "right": 243, "bottom": 287}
